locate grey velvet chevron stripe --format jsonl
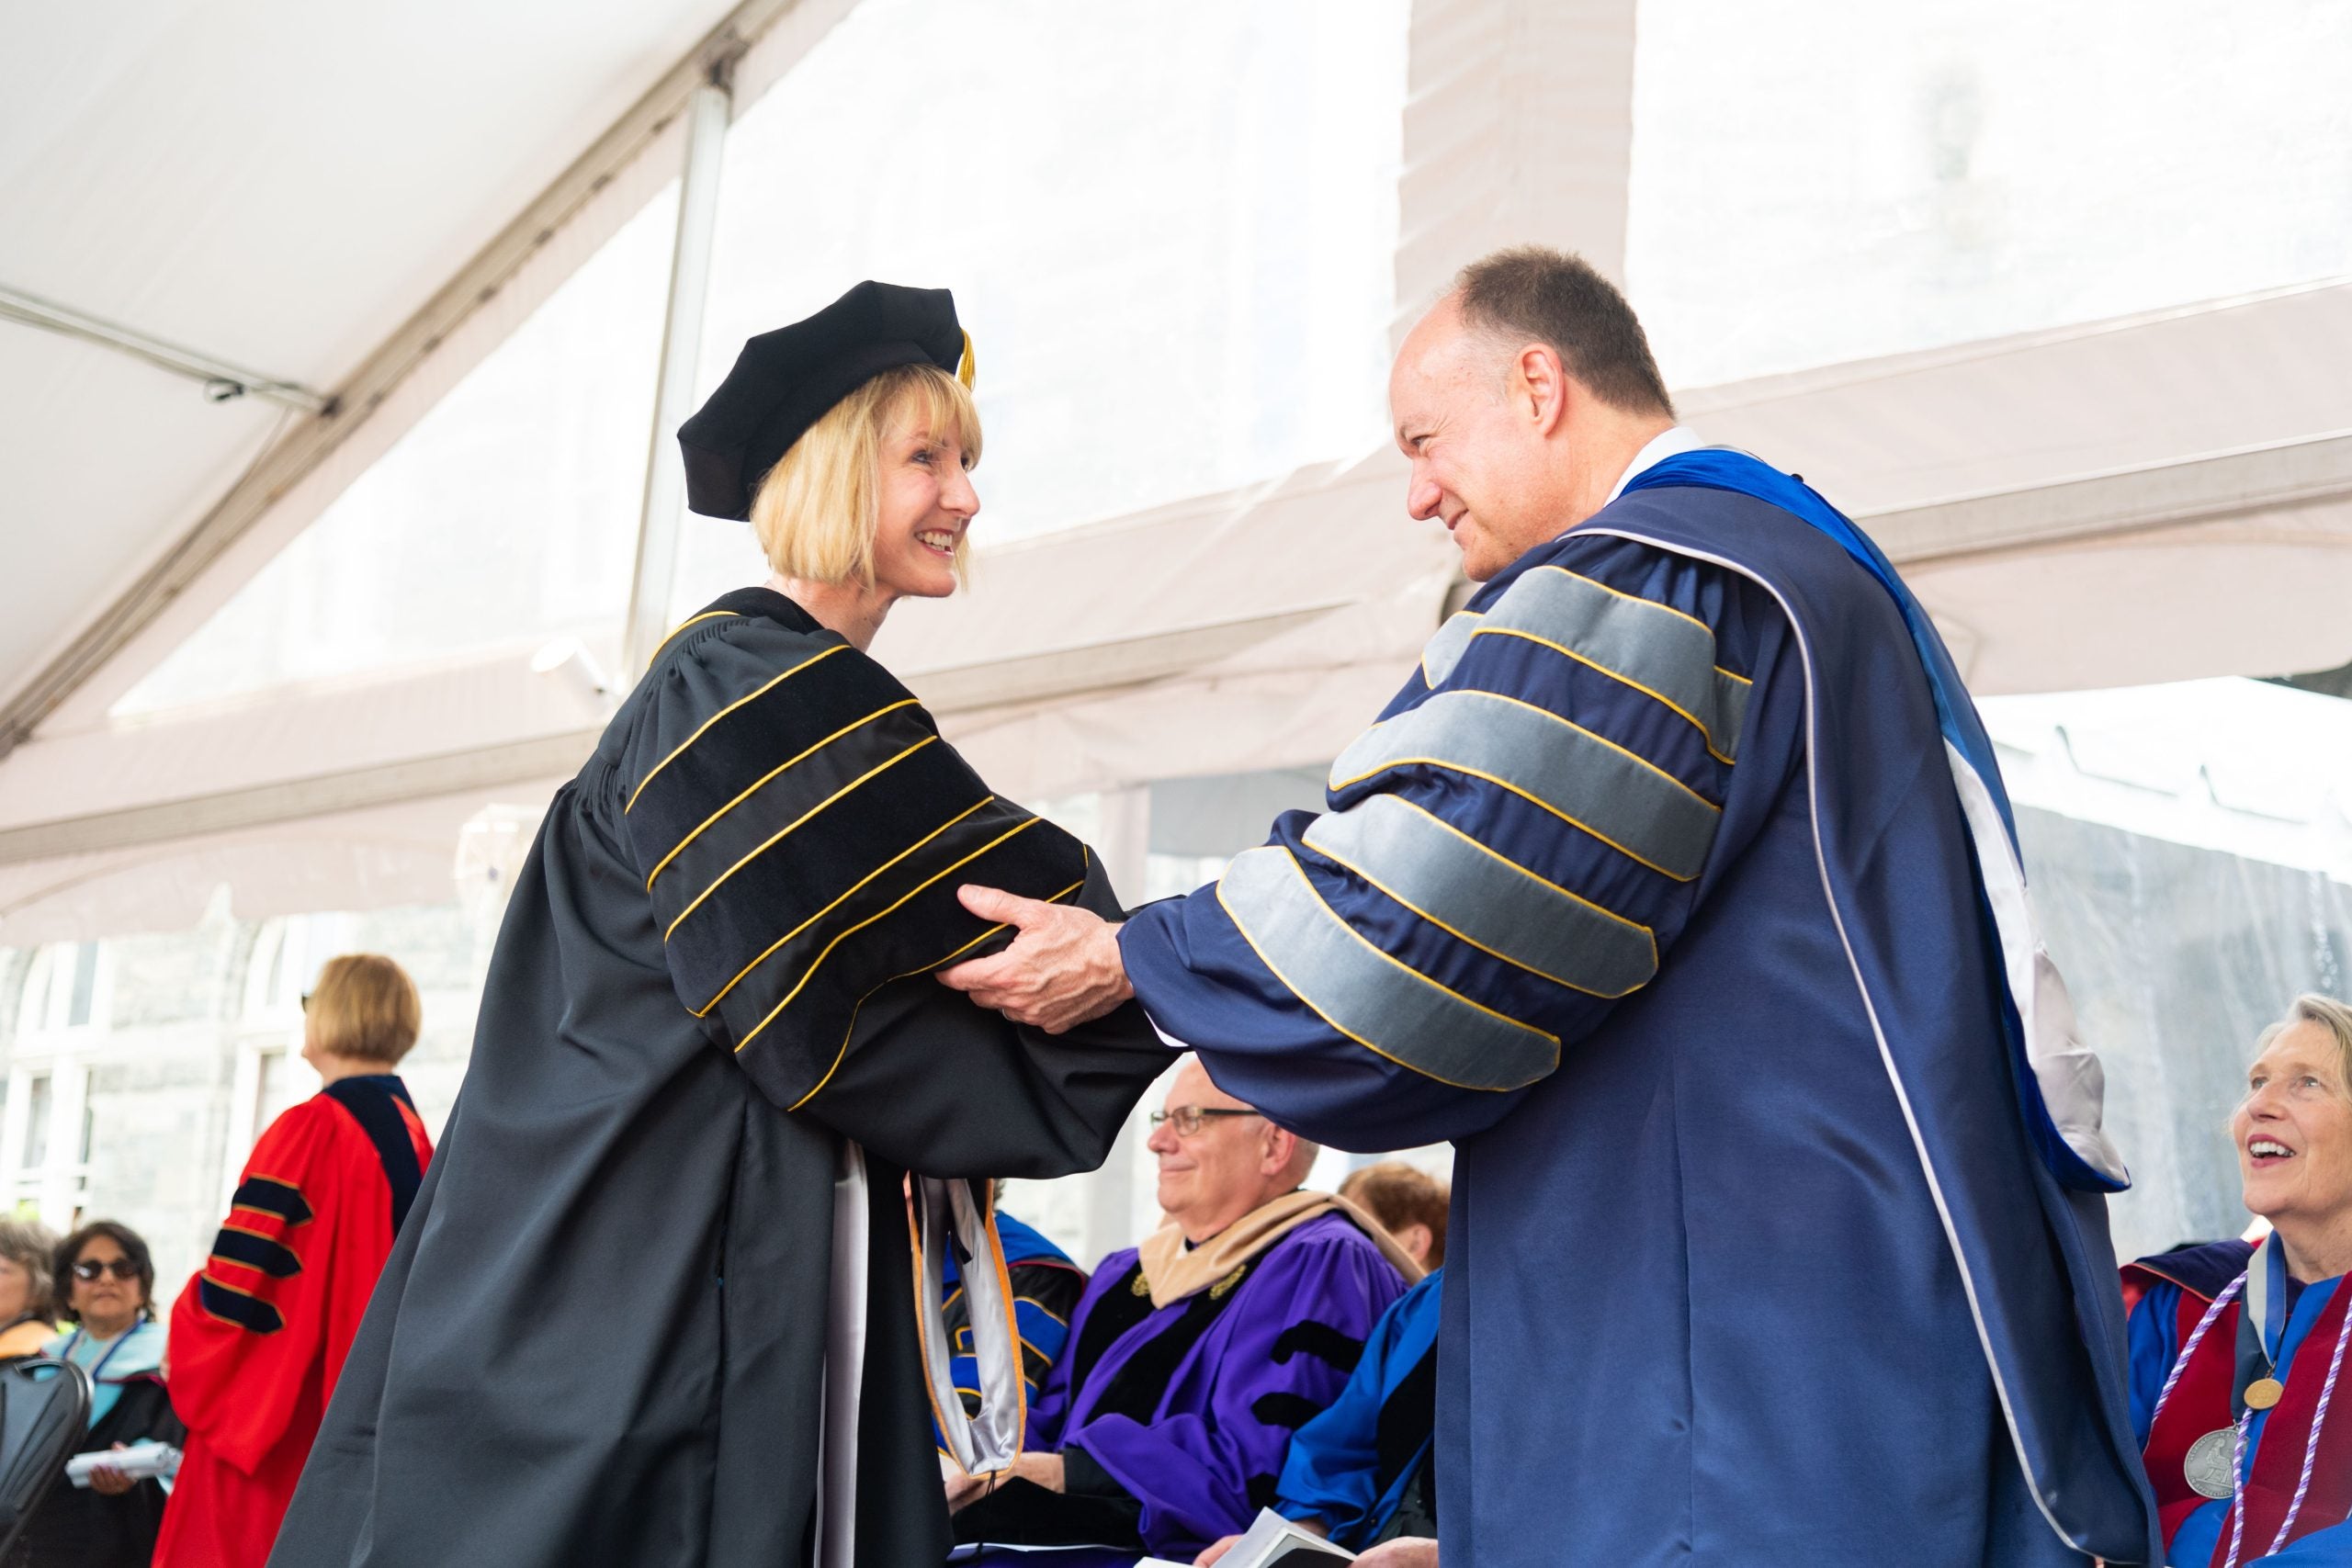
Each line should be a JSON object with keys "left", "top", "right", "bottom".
{"left": 1328, "top": 690, "right": 1722, "bottom": 881}
{"left": 1303, "top": 794, "right": 1657, "bottom": 998}
{"left": 1473, "top": 567, "right": 1749, "bottom": 761}
{"left": 1216, "top": 845, "right": 1558, "bottom": 1091}
{"left": 1419, "top": 611, "right": 1482, "bottom": 687}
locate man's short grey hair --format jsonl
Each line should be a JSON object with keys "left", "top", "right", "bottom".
{"left": 2256, "top": 994, "right": 2352, "bottom": 1090}
{"left": 1286, "top": 1135, "right": 1322, "bottom": 1185}
{"left": 1453, "top": 245, "right": 1676, "bottom": 418}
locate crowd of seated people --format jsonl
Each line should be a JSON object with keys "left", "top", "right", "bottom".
{"left": 946, "top": 992, "right": 2352, "bottom": 1568}
{"left": 948, "top": 1057, "right": 1425, "bottom": 1564}
{"left": 0, "top": 954, "right": 428, "bottom": 1568}
{"left": 20, "top": 975, "right": 2352, "bottom": 1568}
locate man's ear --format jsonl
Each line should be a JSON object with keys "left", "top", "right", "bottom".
{"left": 1514, "top": 343, "right": 1570, "bottom": 436}
{"left": 1262, "top": 1123, "right": 1297, "bottom": 1177}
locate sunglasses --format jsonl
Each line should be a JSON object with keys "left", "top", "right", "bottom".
{"left": 71, "top": 1258, "right": 141, "bottom": 1283}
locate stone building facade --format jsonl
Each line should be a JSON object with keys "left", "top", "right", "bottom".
{"left": 0, "top": 892, "right": 490, "bottom": 1313}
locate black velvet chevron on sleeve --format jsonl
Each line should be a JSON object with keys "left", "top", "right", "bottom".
{"left": 620, "top": 613, "right": 1090, "bottom": 1111}
{"left": 1270, "top": 1318, "right": 1368, "bottom": 1374}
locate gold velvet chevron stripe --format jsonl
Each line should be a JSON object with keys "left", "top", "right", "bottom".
{"left": 695, "top": 795, "right": 991, "bottom": 1017}
{"left": 663, "top": 735, "right": 940, "bottom": 941}
{"left": 1302, "top": 794, "right": 1657, "bottom": 998}
{"left": 739, "top": 813, "right": 1051, "bottom": 1053}
{"left": 787, "top": 851, "right": 1089, "bottom": 1112}
{"left": 643, "top": 699, "right": 923, "bottom": 891}
{"left": 627, "top": 642, "right": 849, "bottom": 813}
{"left": 1329, "top": 690, "right": 1722, "bottom": 882}
{"left": 645, "top": 609, "right": 741, "bottom": 668}
{"left": 1216, "top": 844, "right": 1557, "bottom": 1092}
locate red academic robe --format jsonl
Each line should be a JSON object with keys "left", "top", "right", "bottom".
{"left": 155, "top": 1074, "right": 432, "bottom": 1567}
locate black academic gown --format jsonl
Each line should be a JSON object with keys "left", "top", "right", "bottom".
{"left": 268, "top": 588, "right": 1167, "bottom": 1568}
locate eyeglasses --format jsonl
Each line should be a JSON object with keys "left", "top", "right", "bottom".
{"left": 71, "top": 1258, "right": 140, "bottom": 1283}
{"left": 1148, "top": 1106, "right": 1261, "bottom": 1137}
{"left": 300, "top": 991, "right": 311, "bottom": 1013}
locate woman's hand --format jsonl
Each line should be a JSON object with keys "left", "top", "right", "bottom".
{"left": 1353, "top": 1539, "right": 1438, "bottom": 1567}
{"left": 87, "top": 1444, "right": 133, "bottom": 1496}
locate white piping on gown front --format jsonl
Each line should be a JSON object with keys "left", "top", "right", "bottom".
{"left": 817, "top": 1139, "right": 868, "bottom": 1568}
{"left": 1583, "top": 525, "right": 2101, "bottom": 1560}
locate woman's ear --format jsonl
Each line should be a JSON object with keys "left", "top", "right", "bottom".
{"left": 1398, "top": 1223, "right": 1433, "bottom": 1267}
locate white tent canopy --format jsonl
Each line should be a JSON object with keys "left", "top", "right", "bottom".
{"left": 5, "top": 0, "right": 2350, "bottom": 942}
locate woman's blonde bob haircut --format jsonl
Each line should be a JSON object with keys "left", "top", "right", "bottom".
{"left": 749, "top": 362, "right": 981, "bottom": 588}
{"left": 309, "top": 953, "right": 424, "bottom": 1066}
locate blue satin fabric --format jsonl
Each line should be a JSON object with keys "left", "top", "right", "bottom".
{"left": 1622, "top": 449, "right": 2120, "bottom": 1198}
{"left": 1276, "top": 1269, "right": 1443, "bottom": 1548}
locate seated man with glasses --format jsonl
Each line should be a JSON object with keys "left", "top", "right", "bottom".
{"left": 950, "top": 1055, "right": 1417, "bottom": 1564}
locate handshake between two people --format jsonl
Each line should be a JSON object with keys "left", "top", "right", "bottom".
{"left": 936, "top": 885, "right": 1136, "bottom": 1032}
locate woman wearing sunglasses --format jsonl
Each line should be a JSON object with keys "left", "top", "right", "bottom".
{"left": 19, "top": 1221, "right": 183, "bottom": 1568}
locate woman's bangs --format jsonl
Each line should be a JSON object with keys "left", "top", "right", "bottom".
{"left": 888, "top": 368, "right": 983, "bottom": 466}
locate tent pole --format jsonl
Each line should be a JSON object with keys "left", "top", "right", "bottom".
{"left": 0, "top": 284, "right": 333, "bottom": 413}
{"left": 621, "top": 60, "right": 737, "bottom": 683}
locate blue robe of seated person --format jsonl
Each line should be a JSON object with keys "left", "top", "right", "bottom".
{"left": 1119, "top": 450, "right": 2160, "bottom": 1566}
{"left": 1276, "top": 1268, "right": 1442, "bottom": 1550}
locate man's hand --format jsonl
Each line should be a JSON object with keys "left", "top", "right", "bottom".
{"left": 1198, "top": 1515, "right": 1329, "bottom": 1564}
{"left": 944, "top": 1468, "right": 992, "bottom": 1514}
{"left": 937, "top": 886, "right": 1133, "bottom": 1034}
{"left": 1354, "top": 1539, "right": 1438, "bottom": 1567}
{"left": 1009, "top": 1451, "right": 1066, "bottom": 1493}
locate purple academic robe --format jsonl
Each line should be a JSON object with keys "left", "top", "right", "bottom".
{"left": 1012, "top": 1211, "right": 1406, "bottom": 1562}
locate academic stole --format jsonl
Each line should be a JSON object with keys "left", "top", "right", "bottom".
{"left": 2145, "top": 1267, "right": 2352, "bottom": 1562}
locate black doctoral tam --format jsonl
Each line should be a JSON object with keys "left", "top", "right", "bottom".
{"left": 678, "top": 279, "right": 967, "bottom": 520}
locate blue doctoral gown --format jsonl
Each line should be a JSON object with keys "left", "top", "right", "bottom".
{"left": 1119, "top": 452, "right": 2158, "bottom": 1566}
{"left": 1276, "top": 1269, "right": 1442, "bottom": 1549}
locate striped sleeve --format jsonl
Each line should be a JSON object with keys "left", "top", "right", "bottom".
{"left": 166, "top": 1098, "right": 340, "bottom": 1472}
{"left": 1122, "top": 532, "right": 1791, "bottom": 1149}
{"left": 617, "top": 617, "right": 1091, "bottom": 1111}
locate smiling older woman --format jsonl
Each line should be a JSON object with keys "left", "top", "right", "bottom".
{"left": 266, "top": 282, "right": 1164, "bottom": 1568}
{"left": 2122, "top": 994, "right": 2352, "bottom": 1565}
{"left": 18, "top": 1222, "right": 184, "bottom": 1568}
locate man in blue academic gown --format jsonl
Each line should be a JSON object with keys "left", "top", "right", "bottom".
{"left": 944, "top": 245, "right": 2160, "bottom": 1567}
